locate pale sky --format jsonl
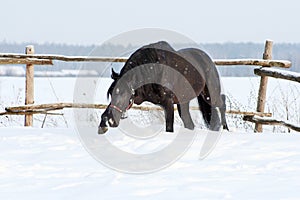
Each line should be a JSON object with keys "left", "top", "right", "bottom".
{"left": 1, "top": 0, "right": 299, "bottom": 45}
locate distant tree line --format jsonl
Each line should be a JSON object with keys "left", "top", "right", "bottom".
{"left": 201, "top": 43, "right": 300, "bottom": 76}
{"left": 0, "top": 41, "right": 299, "bottom": 77}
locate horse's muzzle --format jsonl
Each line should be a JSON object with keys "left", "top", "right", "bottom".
{"left": 98, "top": 126, "right": 108, "bottom": 134}
{"left": 98, "top": 117, "right": 109, "bottom": 134}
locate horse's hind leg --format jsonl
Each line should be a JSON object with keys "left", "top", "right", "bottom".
{"left": 177, "top": 102, "right": 194, "bottom": 130}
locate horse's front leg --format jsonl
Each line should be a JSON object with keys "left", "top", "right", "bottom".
{"left": 162, "top": 100, "right": 174, "bottom": 132}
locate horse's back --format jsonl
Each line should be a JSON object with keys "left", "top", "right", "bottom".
{"left": 177, "top": 48, "right": 216, "bottom": 77}
{"left": 141, "top": 41, "right": 175, "bottom": 52}
{"left": 178, "top": 48, "right": 223, "bottom": 107}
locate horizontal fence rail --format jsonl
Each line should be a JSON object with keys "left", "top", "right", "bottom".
{"left": 0, "top": 103, "right": 272, "bottom": 117}
{"left": 0, "top": 53, "right": 292, "bottom": 68}
{"left": 254, "top": 67, "right": 300, "bottom": 83}
{"left": 0, "top": 58, "right": 53, "bottom": 65}
{"left": 0, "top": 54, "right": 127, "bottom": 63}
{"left": 244, "top": 115, "right": 300, "bottom": 132}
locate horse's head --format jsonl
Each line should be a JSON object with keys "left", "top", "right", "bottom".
{"left": 98, "top": 69, "right": 134, "bottom": 134}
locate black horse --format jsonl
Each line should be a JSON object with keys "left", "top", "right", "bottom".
{"left": 98, "top": 41, "right": 228, "bottom": 134}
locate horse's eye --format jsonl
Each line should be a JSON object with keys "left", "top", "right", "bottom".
{"left": 115, "top": 88, "right": 120, "bottom": 95}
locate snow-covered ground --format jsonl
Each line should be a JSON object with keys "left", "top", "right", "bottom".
{"left": 0, "top": 76, "right": 300, "bottom": 199}
{"left": 1, "top": 127, "right": 300, "bottom": 199}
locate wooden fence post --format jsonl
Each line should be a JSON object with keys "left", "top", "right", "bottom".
{"left": 255, "top": 40, "right": 273, "bottom": 132}
{"left": 24, "top": 45, "right": 35, "bottom": 126}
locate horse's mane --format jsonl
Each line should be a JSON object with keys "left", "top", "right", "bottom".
{"left": 107, "top": 80, "right": 117, "bottom": 99}
{"left": 119, "top": 41, "right": 176, "bottom": 75}
{"left": 107, "top": 41, "right": 175, "bottom": 99}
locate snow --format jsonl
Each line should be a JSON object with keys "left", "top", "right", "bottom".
{"left": 0, "top": 76, "right": 300, "bottom": 199}
{"left": 1, "top": 127, "right": 300, "bottom": 199}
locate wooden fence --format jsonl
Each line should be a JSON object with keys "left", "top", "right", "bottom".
{"left": 0, "top": 40, "right": 299, "bottom": 132}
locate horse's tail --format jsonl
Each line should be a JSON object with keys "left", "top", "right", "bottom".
{"left": 197, "top": 85, "right": 211, "bottom": 128}
{"left": 220, "top": 94, "right": 229, "bottom": 130}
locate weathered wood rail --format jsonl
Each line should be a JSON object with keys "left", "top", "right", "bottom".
{"left": 254, "top": 68, "right": 300, "bottom": 83}
{"left": 0, "top": 58, "right": 53, "bottom": 65}
{"left": 0, "top": 54, "right": 127, "bottom": 64}
{"left": 0, "top": 103, "right": 272, "bottom": 117}
{"left": 0, "top": 53, "right": 291, "bottom": 67}
{"left": 0, "top": 40, "right": 298, "bottom": 132}
{"left": 244, "top": 115, "right": 300, "bottom": 132}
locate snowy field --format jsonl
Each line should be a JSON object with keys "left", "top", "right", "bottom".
{"left": 0, "top": 77, "right": 300, "bottom": 199}
{"left": 1, "top": 128, "right": 300, "bottom": 199}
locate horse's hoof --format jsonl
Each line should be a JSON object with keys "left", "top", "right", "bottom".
{"left": 166, "top": 127, "right": 174, "bottom": 132}
{"left": 184, "top": 123, "right": 195, "bottom": 130}
{"left": 98, "top": 127, "right": 108, "bottom": 134}
{"left": 186, "top": 125, "right": 195, "bottom": 130}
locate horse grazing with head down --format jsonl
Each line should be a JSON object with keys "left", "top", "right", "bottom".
{"left": 98, "top": 41, "right": 228, "bottom": 134}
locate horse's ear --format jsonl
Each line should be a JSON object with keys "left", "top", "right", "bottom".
{"left": 111, "top": 68, "right": 120, "bottom": 80}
